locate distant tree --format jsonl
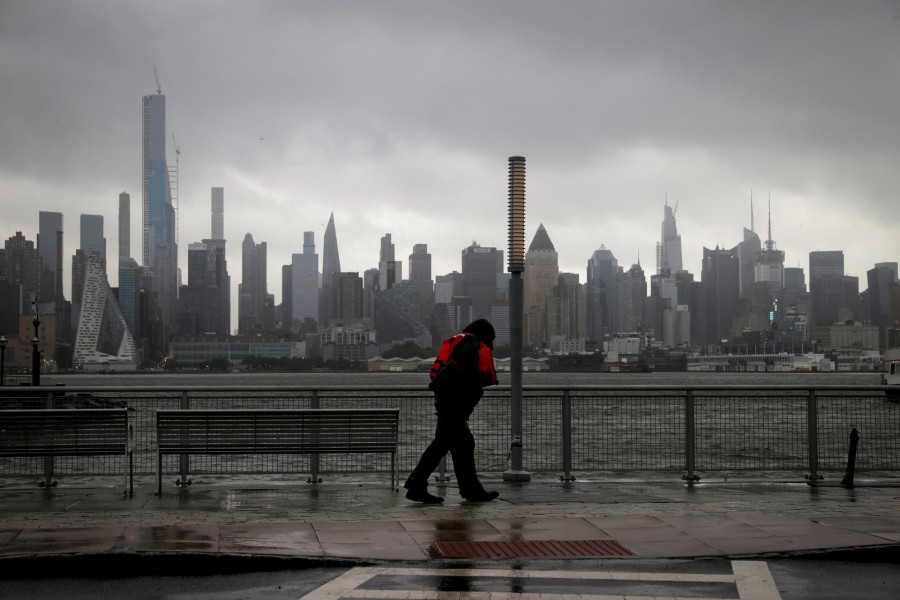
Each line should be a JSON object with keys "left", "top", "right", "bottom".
{"left": 383, "top": 341, "right": 433, "bottom": 359}
{"left": 492, "top": 344, "right": 511, "bottom": 359}
{"left": 207, "top": 357, "right": 230, "bottom": 372}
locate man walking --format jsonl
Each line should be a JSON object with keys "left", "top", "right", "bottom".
{"left": 404, "top": 319, "right": 500, "bottom": 503}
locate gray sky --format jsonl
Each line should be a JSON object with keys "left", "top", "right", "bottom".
{"left": 2, "top": 1, "right": 899, "bottom": 327}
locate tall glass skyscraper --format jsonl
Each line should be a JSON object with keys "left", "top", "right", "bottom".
{"left": 657, "top": 202, "right": 683, "bottom": 275}
{"left": 142, "top": 93, "right": 172, "bottom": 268}
{"left": 292, "top": 231, "right": 319, "bottom": 327}
{"left": 320, "top": 213, "right": 341, "bottom": 326}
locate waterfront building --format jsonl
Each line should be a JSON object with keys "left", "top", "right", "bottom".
{"left": 524, "top": 224, "right": 559, "bottom": 348}
{"left": 461, "top": 242, "right": 502, "bottom": 322}
{"left": 238, "top": 233, "right": 267, "bottom": 335}
{"left": 73, "top": 252, "right": 136, "bottom": 371}
{"left": 586, "top": 246, "right": 618, "bottom": 342}
{"left": 320, "top": 213, "right": 341, "bottom": 326}
{"left": 811, "top": 321, "right": 880, "bottom": 352}
{"left": 291, "top": 232, "right": 319, "bottom": 328}
{"left": 318, "top": 321, "right": 378, "bottom": 363}
{"left": 169, "top": 335, "right": 301, "bottom": 365}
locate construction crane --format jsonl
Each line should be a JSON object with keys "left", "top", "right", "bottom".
{"left": 154, "top": 66, "right": 162, "bottom": 95}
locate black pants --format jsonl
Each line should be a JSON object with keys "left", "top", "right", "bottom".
{"left": 406, "top": 412, "right": 484, "bottom": 495}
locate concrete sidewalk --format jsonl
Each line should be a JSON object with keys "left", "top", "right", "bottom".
{"left": 1, "top": 476, "right": 899, "bottom": 569}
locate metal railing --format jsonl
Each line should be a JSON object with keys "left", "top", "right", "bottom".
{"left": 1, "top": 384, "right": 898, "bottom": 485}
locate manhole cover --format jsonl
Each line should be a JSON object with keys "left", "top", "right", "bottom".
{"left": 433, "top": 539, "right": 634, "bottom": 559}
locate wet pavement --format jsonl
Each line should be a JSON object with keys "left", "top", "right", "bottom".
{"left": 1, "top": 475, "right": 899, "bottom": 570}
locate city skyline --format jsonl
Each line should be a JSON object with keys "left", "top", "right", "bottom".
{"left": 2, "top": 2, "right": 899, "bottom": 322}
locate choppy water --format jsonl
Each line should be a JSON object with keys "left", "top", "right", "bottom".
{"left": 40, "top": 370, "right": 883, "bottom": 388}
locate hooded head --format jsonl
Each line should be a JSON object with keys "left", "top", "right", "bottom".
{"left": 463, "top": 318, "right": 495, "bottom": 349}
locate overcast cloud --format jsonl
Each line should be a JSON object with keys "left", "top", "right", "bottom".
{"left": 2, "top": 1, "right": 899, "bottom": 327}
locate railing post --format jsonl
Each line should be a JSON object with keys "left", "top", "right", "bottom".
{"left": 179, "top": 391, "right": 189, "bottom": 487}
{"left": 682, "top": 389, "right": 699, "bottom": 483}
{"left": 436, "top": 455, "right": 450, "bottom": 483}
{"left": 42, "top": 391, "right": 54, "bottom": 488}
{"left": 806, "top": 388, "right": 822, "bottom": 482}
{"left": 561, "top": 390, "right": 574, "bottom": 481}
{"left": 308, "top": 391, "right": 321, "bottom": 484}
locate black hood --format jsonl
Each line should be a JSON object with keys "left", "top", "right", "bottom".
{"left": 462, "top": 319, "right": 495, "bottom": 349}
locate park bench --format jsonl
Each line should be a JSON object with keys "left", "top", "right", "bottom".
{"left": 0, "top": 408, "right": 133, "bottom": 496}
{"left": 155, "top": 408, "right": 400, "bottom": 496}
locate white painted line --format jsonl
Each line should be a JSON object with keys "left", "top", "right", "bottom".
{"left": 732, "top": 560, "right": 782, "bottom": 600}
{"left": 298, "top": 562, "right": 781, "bottom": 600}
{"left": 298, "top": 566, "right": 383, "bottom": 600}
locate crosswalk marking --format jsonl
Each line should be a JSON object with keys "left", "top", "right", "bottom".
{"left": 300, "top": 561, "right": 782, "bottom": 600}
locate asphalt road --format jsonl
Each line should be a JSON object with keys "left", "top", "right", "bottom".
{"left": 2, "top": 556, "right": 900, "bottom": 600}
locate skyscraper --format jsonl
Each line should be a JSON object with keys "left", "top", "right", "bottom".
{"left": 753, "top": 200, "right": 784, "bottom": 300}
{"left": 211, "top": 187, "right": 224, "bottom": 241}
{"left": 524, "top": 224, "right": 559, "bottom": 347}
{"left": 461, "top": 242, "right": 502, "bottom": 322}
{"left": 657, "top": 202, "right": 683, "bottom": 275}
{"left": 37, "top": 211, "right": 64, "bottom": 304}
{"left": 809, "top": 251, "right": 846, "bottom": 325}
{"left": 118, "top": 192, "right": 130, "bottom": 262}
{"left": 73, "top": 251, "right": 135, "bottom": 370}
{"left": 141, "top": 87, "right": 178, "bottom": 352}
{"left": 80, "top": 214, "right": 106, "bottom": 270}
{"left": 292, "top": 232, "right": 319, "bottom": 327}
{"left": 408, "top": 243, "right": 434, "bottom": 329}
{"left": 0, "top": 232, "right": 41, "bottom": 304}
{"left": 333, "top": 272, "right": 364, "bottom": 321}
{"left": 378, "top": 233, "right": 401, "bottom": 291}
{"left": 238, "top": 234, "right": 267, "bottom": 335}
{"left": 702, "top": 246, "right": 741, "bottom": 344}
{"left": 586, "top": 246, "right": 618, "bottom": 342}
{"left": 320, "top": 213, "right": 341, "bottom": 326}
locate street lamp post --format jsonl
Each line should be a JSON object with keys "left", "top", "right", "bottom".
{"left": 504, "top": 156, "right": 530, "bottom": 482}
{"left": 0, "top": 335, "right": 7, "bottom": 387}
{"left": 32, "top": 301, "right": 41, "bottom": 387}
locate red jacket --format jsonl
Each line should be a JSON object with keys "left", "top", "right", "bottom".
{"left": 430, "top": 333, "right": 498, "bottom": 387}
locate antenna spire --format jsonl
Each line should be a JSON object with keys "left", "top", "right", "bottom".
{"left": 750, "top": 189, "right": 755, "bottom": 232}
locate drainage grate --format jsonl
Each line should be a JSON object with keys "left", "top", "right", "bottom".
{"left": 433, "top": 539, "right": 634, "bottom": 559}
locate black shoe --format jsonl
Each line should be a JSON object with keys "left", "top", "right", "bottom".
{"left": 405, "top": 488, "right": 444, "bottom": 504}
{"left": 462, "top": 490, "right": 499, "bottom": 502}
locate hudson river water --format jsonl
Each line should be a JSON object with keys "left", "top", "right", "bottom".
{"left": 39, "top": 370, "right": 884, "bottom": 388}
